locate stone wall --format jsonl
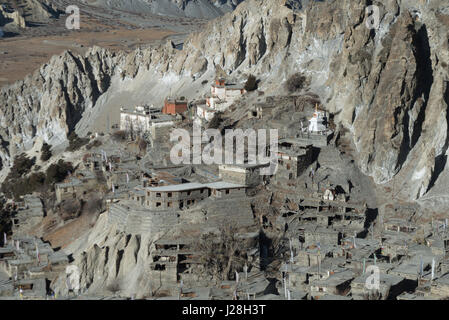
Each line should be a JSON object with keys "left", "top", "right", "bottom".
{"left": 108, "top": 202, "right": 179, "bottom": 234}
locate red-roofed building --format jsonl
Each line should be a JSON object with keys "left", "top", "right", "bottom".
{"left": 162, "top": 98, "right": 188, "bottom": 115}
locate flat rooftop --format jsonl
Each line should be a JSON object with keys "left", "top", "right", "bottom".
{"left": 146, "top": 182, "right": 206, "bottom": 192}
{"left": 146, "top": 181, "right": 245, "bottom": 192}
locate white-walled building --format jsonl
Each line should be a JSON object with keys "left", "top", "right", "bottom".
{"left": 120, "top": 105, "right": 176, "bottom": 137}
{"left": 195, "top": 78, "right": 246, "bottom": 123}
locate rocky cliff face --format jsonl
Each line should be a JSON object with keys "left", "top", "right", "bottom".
{"left": 0, "top": 47, "right": 118, "bottom": 168}
{"left": 0, "top": 0, "right": 59, "bottom": 30}
{"left": 1, "top": 0, "right": 449, "bottom": 206}
{"left": 51, "top": 213, "right": 156, "bottom": 298}
{"left": 82, "top": 0, "right": 245, "bottom": 19}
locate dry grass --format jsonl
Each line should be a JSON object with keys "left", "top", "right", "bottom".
{"left": 0, "top": 25, "right": 174, "bottom": 86}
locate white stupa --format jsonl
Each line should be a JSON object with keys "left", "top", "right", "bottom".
{"left": 308, "top": 104, "right": 327, "bottom": 133}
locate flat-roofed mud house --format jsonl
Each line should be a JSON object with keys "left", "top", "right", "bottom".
{"left": 309, "top": 270, "right": 354, "bottom": 298}
{"left": 276, "top": 139, "right": 313, "bottom": 180}
{"left": 11, "top": 195, "right": 44, "bottom": 235}
{"left": 143, "top": 181, "right": 246, "bottom": 210}
{"left": 206, "top": 181, "right": 246, "bottom": 198}
{"left": 149, "top": 237, "right": 202, "bottom": 293}
{"left": 162, "top": 97, "right": 188, "bottom": 115}
{"left": 55, "top": 178, "right": 84, "bottom": 203}
{"left": 218, "top": 163, "right": 269, "bottom": 187}
{"left": 145, "top": 183, "right": 208, "bottom": 210}
{"left": 247, "top": 101, "right": 276, "bottom": 119}
{"left": 83, "top": 153, "right": 103, "bottom": 171}
{"left": 303, "top": 226, "right": 341, "bottom": 247}
{"left": 54, "top": 174, "right": 97, "bottom": 203}
{"left": 431, "top": 273, "right": 449, "bottom": 298}
{"left": 351, "top": 273, "right": 406, "bottom": 300}
{"left": 384, "top": 218, "right": 418, "bottom": 234}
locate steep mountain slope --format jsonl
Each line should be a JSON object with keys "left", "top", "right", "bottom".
{"left": 80, "top": 0, "right": 245, "bottom": 19}
{"left": 1, "top": 0, "right": 449, "bottom": 209}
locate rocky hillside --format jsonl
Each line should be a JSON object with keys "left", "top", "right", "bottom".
{"left": 0, "top": 47, "right": 118, "bottom": 173}
{"left": 81, "top": 0, "right": 245, "bottom": 19}
{"left": 1, "top": 0, "right": 449, "bottom": 208}
{"left": 0, "top": 0, "right": 59, "bottom": 31}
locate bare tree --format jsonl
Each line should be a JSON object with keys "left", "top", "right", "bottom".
{"left": 195, "top": 222, "right": 252, "bottom": 282}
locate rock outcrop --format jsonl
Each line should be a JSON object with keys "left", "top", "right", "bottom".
{"left": 0, "top": 0, "right": 59, "bottom": 29}
{"left": 0, "top": 6, "right": 26, "bottom": 29}
{"left": 0, "top": 47, "right": 118, "bottom": 167}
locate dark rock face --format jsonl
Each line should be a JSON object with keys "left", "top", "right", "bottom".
{"left": 352, "top": 13, "right": 427, "bottom": 183}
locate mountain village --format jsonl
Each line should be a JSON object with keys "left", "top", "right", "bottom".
{"left": 1, "top": 74, "right": 449, "bottom": 301}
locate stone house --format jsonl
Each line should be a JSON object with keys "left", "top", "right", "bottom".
{"left": 218, "top": 163, "right": 269, "bottom": 187}
{"left": 275, "top": 139, "right": 313, "bottom": 180}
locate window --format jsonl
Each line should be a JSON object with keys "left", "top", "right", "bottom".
{"left": 225, "top": 190, "right": 230, "bottom": 194}
{"left": 168, "top": 192, "right": 172, "bottom": 197}
{"left": 167, "top": 202, "right": 172, "bottom": 207}
{"left": 156, "top": 202, "right": 161, "bottom": 207}
{"left": 156, "top": 193, "right": 161, "bottom": 197}
{"left": 187, "top": 191, "right": 191, "bottom": 196}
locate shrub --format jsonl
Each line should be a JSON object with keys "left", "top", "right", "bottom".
{"left": 208, "top": 112, "right": 223, "bottom": 130}
{"left": 244, "top": 74, "right": 258, "bottom": 92}
{"left": 46, "top": 160, "right": 74, "bottom": 185}
{"left": 10, "top": 154, "right": 35, "bottom": 178}
{"left": 286, "top": 72, "right": 308, "bottom": 93}
{"left": 0, "top": 172, "right": 46, "bottom": 200}
{"left": 41, "top": 143, "right": 52, "bottom": 161}
{"left": 29, "top": 172, "right": 46, "bottom": 186}
{"left": 66, "top": 132, "right": 89, "bottom": 152}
